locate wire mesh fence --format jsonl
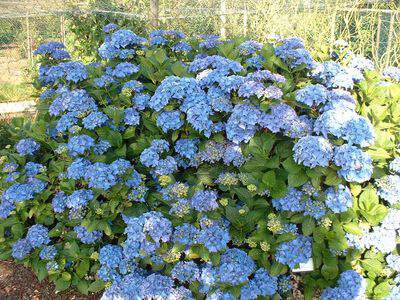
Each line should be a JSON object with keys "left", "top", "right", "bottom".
{"left": 0, "top": 0, "right": 400, "bottom": 105}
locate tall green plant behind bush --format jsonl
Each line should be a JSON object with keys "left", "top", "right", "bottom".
{"left": 0, "top": 23, "right": 400, "bottom": 300}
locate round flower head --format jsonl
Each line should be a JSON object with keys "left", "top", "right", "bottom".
{"left": 325, "top": 184, "right": 353, "bottom": 213}
{"left": 16, "top": 139, "right": 40, "bottom": 156}
{"left": 293, "top": 136, "right": 333, "bottom": 168}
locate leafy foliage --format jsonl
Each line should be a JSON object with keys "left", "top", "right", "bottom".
{"left": 1, "top": 25, "right": 400, "bottom": 300}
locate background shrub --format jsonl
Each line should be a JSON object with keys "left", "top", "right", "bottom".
{"left": 0, "top": 24, "right": 400, "bottom": 299}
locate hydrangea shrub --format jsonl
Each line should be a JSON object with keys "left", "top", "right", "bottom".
{"left": 0, "top": 26, "right": 400, "bottom": 299}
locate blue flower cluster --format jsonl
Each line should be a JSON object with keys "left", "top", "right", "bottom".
{"left": 325, "top": 184, "right": 353, "bottom": 213}
{"left": 376, "top": 175, "right": 400, "bottom": 205}
{"left": 16, "top": 138, "right": 40, "bottom": 156}
{"left": 334, "top": 144, "right": 373, "bottom": 183}
{"left": 322, "top": 270, "right": 366, "bottom": 300}
{"left": 275, "top": 235, "right": 312, "bottom": 269}
{"left": 74, "top": 225, "right": 103, "bottom": 244}
{"left": 293, "top": 136, "right": 333, "bottom": 168}
{"left": 275, "top": 37, "right": 315, "bottom": 69}
{"left": 12, "top": 224, "right": 50, "bottom": 260}
{"left": 5, "top": 25, "right": 399, "bottom": 299}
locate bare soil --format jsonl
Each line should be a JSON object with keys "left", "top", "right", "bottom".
{"left": 0, "top": 260, "right": 100, "bottom": 300}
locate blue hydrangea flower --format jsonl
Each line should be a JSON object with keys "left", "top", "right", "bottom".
{"left": 383, "top": 66, "right": 400, "bottom": 81}
{"left": 348, "top": 55, "right": 375, "bottom": 71}
{"left": 156, "top": 110, "right": 183, "bottom": 132}
{"left": 56, "top": 112, "right": 78, "bottom": 133}
{"left": 52, "top": 191, "right": 67, "bottom": 213}
{"left": 303, "top": 198, "right": 327, "bottom": 219}
{"left": 82, "top": 112, "right": 108, "bottom": 129}
{"left": 325, "top": 185, "right": 353, "bottom": 213}
{"left": 66, "top": 189, "right": 94, "bottom": 209}
{"left": 190, "top": 190, "right": 219, "bottom": 212}
{"left": 123, "top": 211, "right": 172, "bottom": 258}
{"left": 387, "top": 254, "right": 400, "bottom": 272}
{"left": 199, "top": 35, "right": 222, "bottom": 49}
{"left": 172, "top": 223, "right": 199, "bottom": 246}
{"left": 240, "top": 268, "right": 278, "bottom": 300}
{"left": 314, "top": 107, "right": 354, "bottom": 138}
{"left": 39, "top": 245, "right": 57, "bottom": 260}
{"left": 272, "top": 188, "right": 306, "bottom": 212}
{"left": 198, "top": 221, "right": 230, "bottom": 252}
{"left": 99, "top": 244, "right": 123, "bottom": 269}
{"left": 133, "top": 93, "right": 150, "bottom": 110}
{"left": 94, "top": 140, "right": 112, "bottom": 155}
{"left": 154, "top": 157, "right": 178, "bottom": 176}
{"left": 171, "top": 261, "right": 200, "bottom": 283}
{"left": 218, "top": 248, "right": 256, "bottom": 285}
{"left": 381, "top": 209, "right": 400, "bottom": 230}
{"left": 237, "top": 40, "right": 263, "bottom": 55}
{"left": 238, "top": 80, "right": 266, "bottom": 98}
{"left": 12, "top": 238, "right": 32, "bottom": 260}
{"left": 16, "top": 138, "right": 40, "bottom": 156}
{"left": 293, "top": 136, "right": 333, "bottom": 168}
{"left": 389, "top": 157, "right": 400, "bottom": 173}
{"left": 84, "top": 162, "right": 117, "bottom": 190}
{"left": 26, "top": 224, "right": 50, "bottom": 248}
{"left": 49, "top": 89, "right": 97, "bottom": 116}
{"left": 174, "top": 138, "right": 199, "bottom": 160}
{"left": 333, "top": 144, "right": 373, "bottom": 183}
{"left": 1, "top": 183, "right": 35, "bottom": 204}
{"left": 103, "top": 23, "right": 118, "bottom": 33}
{"left": 223, "top": 143, "right": 245, "bottom": 167}
{"left": 246, "top": 55, "right": 266, "bottom": 69}
{"left": 112, "top": 62, "right": 140, "bottom": 78}
{"left": 171, "top": 41, "right": 192, "bottom": 52}
{"left": 321, "top": 270, "right": 366, "bottom": 300}
{"left": 67, "top": 135, "right": 95, "bottom": 156}
{"left": 259, "top": 103, "right": 298, "bottom": 134}
{"left": 341, "top": 115, "right": 375, "bottom": 147}
{"left": 25, "top": 162, "right": 45, "bottom": 177}
{"left": 275, "top": 235, "right": 312, "bottom": 269}
{"left": 275, "top": 37, "right": 315, "bottom": 69}
{"left": 74, "top": 225, "right": 103, "bottom": 244}
{"left": 226, "top": 104, "right": 262, "bottom": 143}
{"left": 376, "top": 175, "right": 400, "bottom": 205}
{"left": 59, "top": 61, "right": 88, "bottom": 83}
{"left": 67, "top": 158, "right": 91, "bottom": 180}
{"left": 295, "top": 84, "right": 328, "bottom": 107}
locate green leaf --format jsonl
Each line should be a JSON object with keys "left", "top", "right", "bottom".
{"left": 88, "top": 280, "right": 105, "bottom": 293}
{"left": 343, "top": 223, "right": 363, "bottom": 235}
{"left": 302, "top": 217, "right": 315, "bottom": 236}
{"left": 361, "top": 259, "right": 382, "bottom": 275}
{"left": 262, "top": 170, "right": 276, "bottom": 188}
{"left": 76, "top": 259, "right": 90, "bottom": 278}
{"left": 288, "top": 171, "right": 308, "bottom": 187}
{"left": 55, "top": 277, "right": 71, "bottom": 292}
{"left": 373, "top": 281, "right": 391, "bottom": 298}
{"left": 321, "top": 257, "right": 338, "bottom": 280}
{"left": 269, "top": 262, "right": 287, "bottom": 276}
{"left": 358, "top": 185, "right": 379, "bottom": 212}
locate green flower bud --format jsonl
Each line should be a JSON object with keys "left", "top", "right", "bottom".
{"left": 247, "top": 184, "right": 257, "bottom": 193}
{"left": 260, "top": 242, "right": 270, "bottom": 252}
{"left": 219, "top": 198, "right": 229, "bottom": 206}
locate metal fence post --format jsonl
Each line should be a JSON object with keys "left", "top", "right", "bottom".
{"left": 25, "top": 14, "right": 32, "bottom": 61}
{"left": 385, "top": 11, "right": 395, "bottom": 67}
{"left": 220, "top": 0, "right": 227, "bottom": 39}
{"left": 329, "top": 2, "right": 337, "bottom": 45}
{"left": 375, "top": 13, "right": 382, "bottom": 63}
{"left": 150, "top": 0, "right": 159, "bottom": 28}
{"left": 243, "top": 4, "right": 248, "bottom": 36}
{"left": 60, "top": 15, "right": 66, "bottom": 44}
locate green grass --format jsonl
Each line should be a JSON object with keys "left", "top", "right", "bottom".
{"left": 0, "top": 82, "right": 34, "bottom": 103}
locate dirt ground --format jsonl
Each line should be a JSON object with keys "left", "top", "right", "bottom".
{"left": 0, "top": 260, "right": 99, "bottom": 300}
